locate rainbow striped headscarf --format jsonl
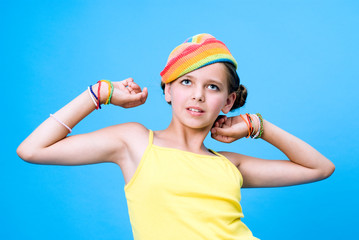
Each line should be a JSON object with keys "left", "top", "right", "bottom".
{"left": 160, "top": 33, "right": 237, "bottom": 83}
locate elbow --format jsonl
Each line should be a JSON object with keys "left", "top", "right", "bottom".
{"left": 320, "top": 161, "right": 335, "bottom": 180}
{"left": 17, "top": 145, "right": 36, "bottom": 163}
{"left": 327, "top": 162, "right": 336, "bottom": 177}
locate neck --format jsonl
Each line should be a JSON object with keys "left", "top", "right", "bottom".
{"left": 156, "top": 120, "right": 212, "bottom": 154}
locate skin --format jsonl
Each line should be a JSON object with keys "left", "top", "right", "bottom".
{"left": 17, "top": 63, "right": 335, "bottom": 188}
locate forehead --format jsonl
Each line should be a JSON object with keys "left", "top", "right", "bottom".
{"left": 179, "top": 63, "right": 228, "bottom": 83}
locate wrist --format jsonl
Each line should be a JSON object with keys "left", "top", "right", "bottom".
{"left": 93, "top": 81, "right": 111, "bottom": 105}
{"left": 95, "top": 82, "right": 108, "bottom": 105}
{"left": 258, "top": 119, "right": 271, "bottom": 141}
{"left": 240, "top": 113, "right": 264, "bottom": 139}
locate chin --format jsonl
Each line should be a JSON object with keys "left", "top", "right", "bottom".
{"left": 181, "top": 119, "right": 213, "bottom": 131}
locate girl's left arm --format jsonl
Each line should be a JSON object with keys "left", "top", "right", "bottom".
{"left": 211, "top": 117, "right": 335, "bottom": 188}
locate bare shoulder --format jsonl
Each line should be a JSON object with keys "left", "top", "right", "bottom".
{"left": 218, "top": 151, "right": 279, "bottom": 188}
{"left": 218, "top": 151, "right": 262, "bottom": 188}
{"left": 109, "top": 122, "right": 149, "bottom": 138}
{"left": 218, "top": 151, "right": 248, "bottom": 168}
{"left": 108, "top": 122, "right": 150, "bottom": 150}
{"left": 218, "top": 151, "right": 282, "bottom": 188}
{"left": 109, "top": 122, "right": 150, "bottom": 163}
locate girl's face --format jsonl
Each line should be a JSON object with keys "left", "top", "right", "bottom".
{"left": 165, "top": 63, "right": 236, "bottom": 130}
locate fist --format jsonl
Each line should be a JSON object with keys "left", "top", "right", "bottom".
{"left": 108, "top": 78, "right": 148, "bottom": 108}
{"left": 211, "top": 115, "right": 249, "bottom": 143}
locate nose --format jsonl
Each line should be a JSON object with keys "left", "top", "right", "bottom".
{"left": 192, "top": 86, "right": 205, "bottom": 102}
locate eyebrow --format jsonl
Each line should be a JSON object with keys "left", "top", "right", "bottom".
{"left": 181, "top": 74, "right": 224, "bottom": 86}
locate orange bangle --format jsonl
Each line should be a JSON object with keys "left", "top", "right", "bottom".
{"left": 240, "top": 114, "right": 251, "bottom": 138}
{"left": 246, "top": 113, "right": 253, "bottom": 136}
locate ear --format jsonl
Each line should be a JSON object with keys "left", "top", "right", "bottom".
{"left": 164, "top": 83, "right": 172, "bottom": 103}
{"left": 221, "top": 92, "right": 236, "bottom": 114}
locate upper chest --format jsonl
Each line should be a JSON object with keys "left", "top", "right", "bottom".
{"left": 126, "top": 145, "right": 243, "bottom": 198}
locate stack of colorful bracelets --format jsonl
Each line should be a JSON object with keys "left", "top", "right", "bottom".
{"left": 49, "top": 80, "right": 114, "bottom": 134}
{"left": 240, "top": 113, "right": 264, "bottom": 139}
{"left": 87, "top": 80, "right": 114, "bottom": 110}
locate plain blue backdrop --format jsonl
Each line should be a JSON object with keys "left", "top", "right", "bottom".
{"left": 2, "top": 0, "right": 358, "bottom": 239}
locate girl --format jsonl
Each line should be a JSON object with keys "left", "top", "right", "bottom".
{"left": 17, "top": 33, "right": 335, "bottom": 240}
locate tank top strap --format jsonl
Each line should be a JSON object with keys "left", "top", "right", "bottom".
{"left": 208, "top": 149, "right": 224, "bottom": 158}
{"left": 148, "top": 129, "right": 154, "bottom": 145}
{"left": 209, "top": 149, "right": 244, "bottom": 187}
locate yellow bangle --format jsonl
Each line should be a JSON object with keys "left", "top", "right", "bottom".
{"left": 100, "top": 80, "right": 112, "bottom": 105}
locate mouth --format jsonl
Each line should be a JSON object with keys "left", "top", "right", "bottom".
{"left": 187, "top": 107, "right": 204, "bottom": 114}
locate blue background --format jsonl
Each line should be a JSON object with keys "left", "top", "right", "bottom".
{"left": 2, "top": 0, "right": 358, "bottom": 239}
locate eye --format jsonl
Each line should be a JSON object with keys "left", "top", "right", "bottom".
{"left": 181, "top": 79, "right": 191, "bottom": 86}
{"left": 208, "top": 84, "right": 219, "bottom": 91}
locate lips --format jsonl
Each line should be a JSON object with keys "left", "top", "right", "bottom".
{"left": 188, "top": 108, "right": 203, "bottom": 112}
{"left": 186, "top": 106, "right": 205, "bottom": 114}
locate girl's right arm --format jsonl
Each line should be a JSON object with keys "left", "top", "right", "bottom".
{"left": 17, "top": 78, "right": 148, "bottom": 166}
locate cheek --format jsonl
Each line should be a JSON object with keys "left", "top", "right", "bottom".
{"left": 208, "top": 95, "right": 227, "bottom": 111}
{"left": 170, "top": 89, "right": 188, "bottom": 106}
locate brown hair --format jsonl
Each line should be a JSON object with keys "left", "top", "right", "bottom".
{"left": 222, "top": 62, "right": 247, "bottom": 111}
{"left": 160, "top": 62, "right": 247, "bottom": 111}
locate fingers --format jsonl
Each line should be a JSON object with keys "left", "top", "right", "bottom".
{"left": 121, "top": 78, "right": 134, "bottom": 87}
{"left": 109, "top": 77, "right": 148, "bottom": 108}
{"left": 121, "top": 87, "right": 148, "bottom": 108}
{"left": 140, "top": 87, "right": 148, "bottom": 103}
{"left": 116, "top": 78, "right": 144, "bottom": 94}
{"left": 211, "top": 115, "right": 248, "bottom": 142}
{"left": 128, "top": 81, "right": 143, "bottom": 94}
{"left": 115, "top": 78, "right": 134, "bottom": 89}
{"left": 212, "top": 115, "right": 227, "bottom": 128}
{"left": 211, "top": 126, "right": 237, "bottom": 138}
{"left": 125, "top": 90, "right": 146, "bottom": 102}
{"left": 211, "top": 131, "right": 236, "bottom": 143}
{"left": 217, "top": 116, "right": 227, "bottom": 127}
{"left": 129, "top": 86, "right": 148, "bottom": 101}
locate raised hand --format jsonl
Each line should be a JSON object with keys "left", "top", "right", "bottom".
{"left": 210, "top": 115, "right": 249, "bottom": 143}
{"left": 106, "top": 78, "right": 148, "bottom": 108}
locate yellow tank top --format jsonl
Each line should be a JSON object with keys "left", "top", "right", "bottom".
{"left": 124, "top": 130, "right": 259, "bottom": 240}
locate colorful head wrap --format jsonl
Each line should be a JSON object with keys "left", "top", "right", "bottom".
{"left": 160, "top": 33, "right": 237, "bottom": 84}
